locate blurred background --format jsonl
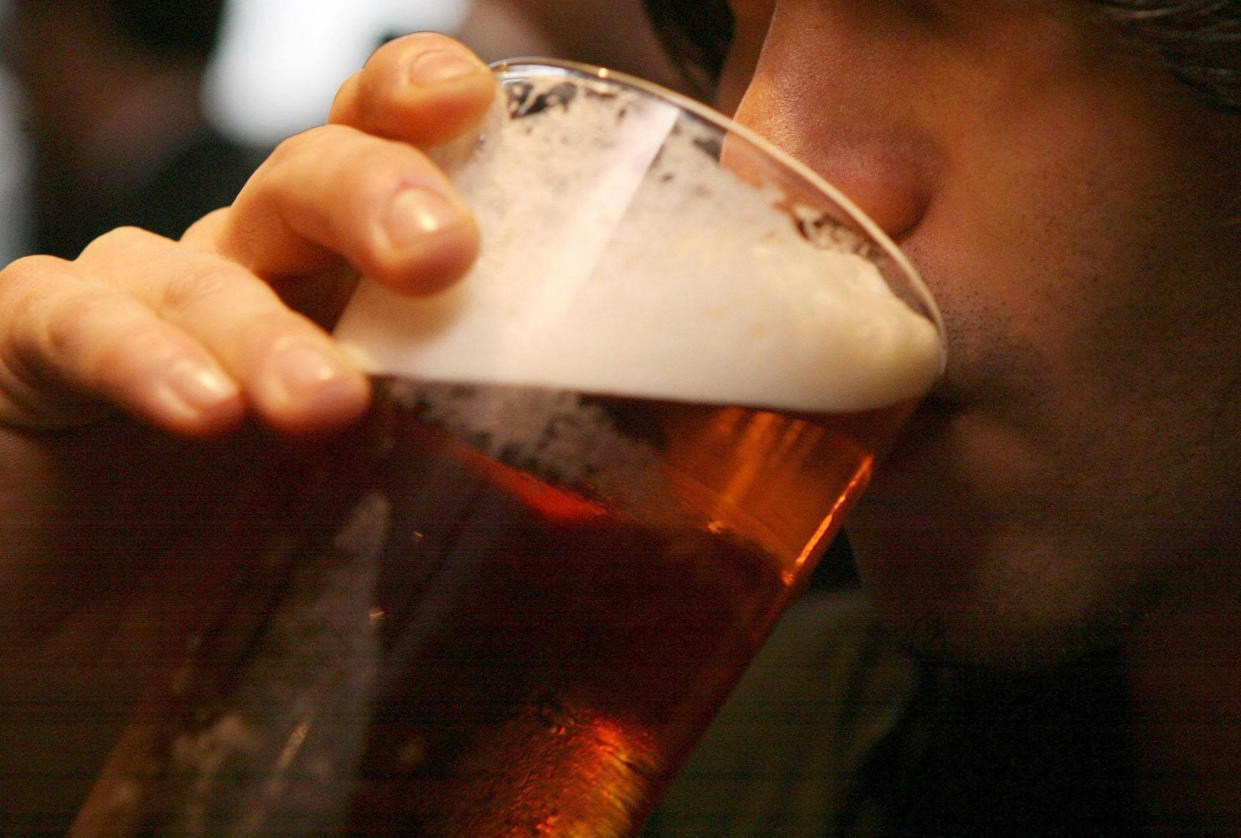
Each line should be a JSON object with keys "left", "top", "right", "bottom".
{"left": 205, "top": 0, "right": 474, "bottom": 145}
{"left": 0, "top": 0, "right": 680, "bottom": 262}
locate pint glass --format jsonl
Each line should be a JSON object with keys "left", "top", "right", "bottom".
{"left": 73, "top": 60, "right": 944, "bottom": 836}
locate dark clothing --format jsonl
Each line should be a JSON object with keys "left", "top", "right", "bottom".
{"left": 30, "top": 126, "right": 265, "bottom": 259}
{"left": 646, "top": 588, "right": 1137, "bottom": 836}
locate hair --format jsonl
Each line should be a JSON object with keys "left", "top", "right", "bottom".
{"left": 1094, "top": 1, "right": 1241, "bottom": 112}
{"left": 642, "top": 0, "right": 1241, "bottom": 113}
{"left": 642, "top": 0, "right": 733, "bottom": 100}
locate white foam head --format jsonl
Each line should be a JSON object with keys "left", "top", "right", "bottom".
{"left": 334, "top": 62, "right": 945, "bottom": 414}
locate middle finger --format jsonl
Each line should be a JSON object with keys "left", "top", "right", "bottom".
{"left": 80, "top": 227, "right": 370, "bottom": 434}
{"left": 215, "top": 124, "right": 480, "bottom": 297}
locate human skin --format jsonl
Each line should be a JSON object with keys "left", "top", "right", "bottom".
{"left": 711, "top": 1, "right": 1241, "bottom": 825}
{"left": 0, "top": 37, "right": 493, "bottom": 652}
{"left": 1, "top": 3, "right": 1239, "bottom": 829}
{"left": 0, "top": 33, "right": 497, "bottom": 824}
{"left": 714, "top": 0, "right": 1241, "bottom": 667}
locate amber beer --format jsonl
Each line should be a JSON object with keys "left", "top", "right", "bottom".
{"left": 73, "top": 59, "right": 945, "bottom": 836}
{"left": 342, "top": 378, "right": 915, "bottom": 835}
{"left": 72, "top": 375, "right": 911, "bottom": 836}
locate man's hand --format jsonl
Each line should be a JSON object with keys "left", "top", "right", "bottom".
{"left": 0, "top": 32, "right": 494, "bottom": 438}
{"left": 0, "top": 33, "right": 498, "bottom": 826}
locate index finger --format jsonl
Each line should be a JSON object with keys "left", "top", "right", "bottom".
{"left": 329, "top": 32, "right": 497, "bottom": 147}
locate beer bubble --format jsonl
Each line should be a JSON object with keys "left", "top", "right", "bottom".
{"left": 336, "top": 69, "right": 944, "bottom": 414}
{"left": 385, "top": 380, "right": 681, "bottom": 526}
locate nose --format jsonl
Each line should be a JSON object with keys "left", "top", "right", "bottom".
{"left": 727, "top": 8, "right": 939, "bottom": 242}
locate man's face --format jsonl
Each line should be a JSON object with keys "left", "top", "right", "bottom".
{"left": 718, "top": 0, "right": 1241, "bottom": 665}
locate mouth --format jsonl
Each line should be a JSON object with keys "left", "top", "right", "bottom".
{"left": 905, "top": 379, "right": 960, "bottom": 428}
{"left": 921, "top": 361, "right": 967, "bottom": 408}
{"left": 875, "top": 386, "right": 958, "bottom": 472}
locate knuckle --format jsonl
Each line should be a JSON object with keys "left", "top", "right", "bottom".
{"left": 264, "top": 131, "right": 307, "bottom": 168}
{"left": 0, "top": 257, "right": 74, "bottom": 336}
{"left": 252, "top": 310, "right": 313, "bottom": 352}
{"left": 0, "top": 255, "right": 65, "bottom": 297}
{"left": 41, "top": 290, "right": 183, "bottom": 385}
{"left": 211, "top": 306, "right": 317, "bottom": 370}
{"left": 246, "top": 127, "right": 362, "bottom": 211}
{"left": 79, "top": 225, "right": 169, "bottom": 261}
{"left": 157, "top": 261, "right": 247, "bottom": 317}
{"left": 266, "top": 130, "right": 426, "bottom": 219}
{"left": 328, "top": 73, "right": 363, "bottom": 123}
{"left": 42, "top": 286, "right": 132, "bottom": 356}
{"left": 180, "top": 208, "right": 231, "bottom": 248}
{"left": 93, "top": 322, "right": 166, "bottom": 369}
{"left": 86, "top": 321, "right": 187, "bottom": 387}
{"left": 265, "top": 125, "right": 351, "bottom": 171}
{"left": 3, "top": 284, "right": 148, "bottom": 390}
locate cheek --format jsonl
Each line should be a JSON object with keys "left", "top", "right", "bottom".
{"left": 912, "top": 79, "right": 1238, "bottom": 447}
{"left": 848, "top": 391, "right": 1178, "bottom": 668}
{"left": 849, "top": 121, "right": 1241, "bottom": 663}
{"left": 893, "top": 160, "right": 1225, "bottom": 553}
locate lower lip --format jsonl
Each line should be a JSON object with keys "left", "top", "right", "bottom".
{"left": 877, "top": 394, "right": 956, "bottom": 468}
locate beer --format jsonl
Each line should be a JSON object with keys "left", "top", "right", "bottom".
{"left": 74, "top": 377, "right": 912, "bottom": 836}
{"left": 72, "top": 60, "right": 945, "bottom": 836}
{"left": 345, "top": 380, "right": 912, "bottom": 836}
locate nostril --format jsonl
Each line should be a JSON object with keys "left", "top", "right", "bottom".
{"left": 733, "top": 86, "right": 938, "bottom": 243}
{"left": 813, "top": 142, "right": 935, "bottom": 242}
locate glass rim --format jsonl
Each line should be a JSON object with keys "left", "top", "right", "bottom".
{"left": 489, "top": 56, "right": 946, "bottom": 353}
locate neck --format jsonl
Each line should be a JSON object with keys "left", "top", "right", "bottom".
{"left": 1125, "top": 566, "right": 1241, "bottom": 833}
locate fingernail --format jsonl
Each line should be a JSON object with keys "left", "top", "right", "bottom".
{"left": 407, "top": 48, "right": 481, "bottom": 85}
{"left": 272, "top": 343, "right": 351, "bottom": 396}
{"left": 382, "top": 186, "right": 461, "bottom": 251}
{"left": 161, "top": 357, "right": 238, "bottom": 414}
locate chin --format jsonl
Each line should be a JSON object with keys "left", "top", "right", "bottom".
{"left": 847, "top": 398, "right": 1130, "bottom": 669}
{"left": 845, "top": 516, "right": 1147, "bottom": 672}
{"left": 863, "top": 588, "right": 1132, "bottom": 672}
